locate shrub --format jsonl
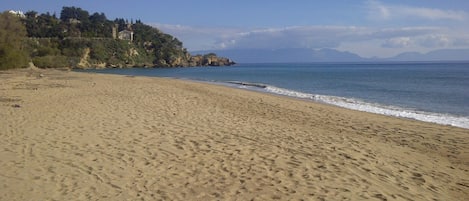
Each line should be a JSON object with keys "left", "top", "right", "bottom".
{"left": 0, "top": 12, "right": 28, "bottom": 69}
{"left": 32, "top": 55, "right": 69, "bottom": 68}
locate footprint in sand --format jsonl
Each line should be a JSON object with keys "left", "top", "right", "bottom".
{"left": 411, "top": 172, "right": 426, "bottom": 185}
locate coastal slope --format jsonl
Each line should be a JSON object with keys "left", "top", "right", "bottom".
{"left": 0, "top": 68, "right": 468, "bottom": 200}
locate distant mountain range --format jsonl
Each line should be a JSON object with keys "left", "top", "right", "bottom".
{"left": 192, "top": 48, "right": 469, "bottom": 63}
{"left": 389, "top": 49, "right": 469, "bottom": 62}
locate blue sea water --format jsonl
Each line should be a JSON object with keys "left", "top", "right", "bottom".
{"left": 84, "top": 62, "right": 469, "bottom": 129}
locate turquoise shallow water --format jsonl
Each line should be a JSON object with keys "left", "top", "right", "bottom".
{"left": 83, "top": 62, "right": 469, "bottom": 128}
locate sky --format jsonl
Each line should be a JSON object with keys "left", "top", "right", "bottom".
{"left": 2, "top": 0, "right": 469, "bottom": 58}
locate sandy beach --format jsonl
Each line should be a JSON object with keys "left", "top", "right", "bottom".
{"left": 0, "top": 68, "right": 468, "bottom": 200}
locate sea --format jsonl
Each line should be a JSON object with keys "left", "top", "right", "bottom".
{"left": 82, "top": 62, "right": 469, "bottom": 129}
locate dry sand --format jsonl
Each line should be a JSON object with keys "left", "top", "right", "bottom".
{"left": 0, "top": 68, "right": 468, "bottom": 200}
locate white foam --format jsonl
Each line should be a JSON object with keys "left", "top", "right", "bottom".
{"left": 264, "top": 86, "right": 469, "bottom": 129}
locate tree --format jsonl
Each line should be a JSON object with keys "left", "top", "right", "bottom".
{"left": 0, "top": 12, "right": 28, "bottom": 69}
{"left": 12, "top": 6, "right": 231, "bottom": 68}
{"left": 114, "top": 18, "right": 127, "bottom": 32}
{"left": 23, "top": 11, "right": 62, "bottom": 38}
{"left": 60, "top": 6, "right": 89, "bottom": 22}
{"left": 88, "top": 12, "right": 112, "bottom": 37}
{"left": 90, "top": 12, "right": 107, "bottom": 23}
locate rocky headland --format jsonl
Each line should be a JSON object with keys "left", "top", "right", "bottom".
{"left": 1, "top": 7, "right": 235, "bottom": 70}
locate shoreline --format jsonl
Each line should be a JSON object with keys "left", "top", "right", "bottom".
{"left": 82, "top": 67, "right": 469, "bottom": 130}
{"left": 217, "top": 80, "right": 469, "bottom": 129}
{"left": 1, "top": 68, "right": 468, "bottom": 200}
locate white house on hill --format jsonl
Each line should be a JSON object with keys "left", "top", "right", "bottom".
{"left": 118, "top": 30, "right": 134, "bottom": 42}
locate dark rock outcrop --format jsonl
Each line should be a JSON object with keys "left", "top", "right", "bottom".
{"left": 189, "top": 54, "right": 236, "bottom": 67}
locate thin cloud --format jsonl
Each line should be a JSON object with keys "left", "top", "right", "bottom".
{"left": 152, "top": 23, "right": 241, "bottom": 36}
{"left": 210, "top": 26, "right": 450, "bottom": 50}
{"left": 382, "top": 37, "right": 413, "bottom": 48}
{"left": 151, "top": 23, "right": 244, "bottom": 50}
{"left": 213, "top": 26, "right": 371, "bottom": 50}
{"left": 153, "top": 23, "right": 469, "bottom": 57}
{"left": 452, "top": 37, "right": 469, "bottom": 47}
{"left": 419, "top": 35, "right": 451, "bottom": 48}
{"left": 367, "top": 0, "right": 467, "bottom": 21}
{"left": 370, "top": 27, "right": 442, "bottom": 39}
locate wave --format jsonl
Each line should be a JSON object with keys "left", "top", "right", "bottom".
{"left": 234, "top": 83, "right": 469, "bottom": 129}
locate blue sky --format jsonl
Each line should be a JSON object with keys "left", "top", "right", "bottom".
{"left": 2, "top": 0, "right": 469, "bottom": 57}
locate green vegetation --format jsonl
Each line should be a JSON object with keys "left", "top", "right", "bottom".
{"left": 0, "top": 7, "right": 234, "bottom": 69}
{"left": 0, "top": 12, "right": 29, "bottom": 70}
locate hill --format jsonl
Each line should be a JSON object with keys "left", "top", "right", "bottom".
{"left": 0, "top": 8, "right": 234, "bottom": 69}
{"left": 389, "top": 49, "right": 469, "bottom": 62}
